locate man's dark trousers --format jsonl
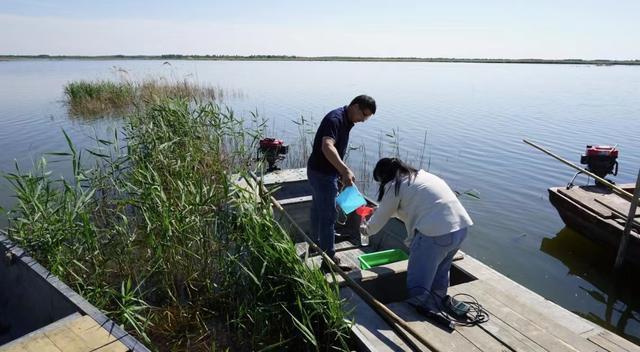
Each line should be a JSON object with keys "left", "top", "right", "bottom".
{"left": 307, "top": 167, "right": 338, "bottom": 258}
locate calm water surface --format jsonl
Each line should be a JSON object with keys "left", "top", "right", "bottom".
{"left": 1, "top": 59, "right": 640, "bottom": 342}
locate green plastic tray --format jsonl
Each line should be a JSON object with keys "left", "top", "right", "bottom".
{"left": 358, "top": 249, "right": 409, "bottom": 269}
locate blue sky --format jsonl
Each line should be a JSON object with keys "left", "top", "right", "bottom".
{"left": 1, "top": 0, "right": 639, "bottom": 59}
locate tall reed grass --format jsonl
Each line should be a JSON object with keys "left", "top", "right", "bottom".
{"left": 64, "top": 79, "right": 226, "bottom": 117}
{"left": 4, "top": 99, "right": 350, "bottom": 351}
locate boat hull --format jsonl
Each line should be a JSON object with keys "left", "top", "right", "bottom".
{"left": 548, "top": 184, "right": 640, "bottom": 265}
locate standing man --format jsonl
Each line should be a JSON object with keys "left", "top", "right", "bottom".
{"left": 307, "top": 95, "right": 376, "bottom": 270}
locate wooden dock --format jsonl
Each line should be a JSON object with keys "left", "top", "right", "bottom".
{"left": 264, "top": 168, "right": 640, "bottom": 352}
{"left": 0, "top": 313, "right": 129, "bottom": 352}
{"left": 336, "top": 250, "right": 640, "bottom": 352}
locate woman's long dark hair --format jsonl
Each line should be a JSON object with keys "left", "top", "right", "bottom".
{"left": 373, "top": 157, "right": 418, "bottom": 201}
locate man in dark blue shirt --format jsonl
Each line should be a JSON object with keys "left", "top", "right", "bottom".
{"left": 307, "top": 95, "right": 376, "bottom": 270}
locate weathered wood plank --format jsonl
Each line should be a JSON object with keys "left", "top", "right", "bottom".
{"left": 448, "top": 284, "right": 546, "bottom": 352}
{"left": 262, "top": 168, "right": 307, "bottom": 185}
{"left": 0, "top": 344, "right": 29, "bottom": 352}
{"left": 587, "top": 332, "right": 630, "bottom": 352}
{"left": 558, "top": 187, "right": 640, "bottom": 219}
{"left": 454, "top": 254, "right": 597, "bottom": 335}
{"left": 583, "top": 330, "right": 640, "bottom": 352}
{"left": 1, "top": 335, "right": 61, "bottom": 352}
{"left": 386, "top": 302, "right": 481, "bottom": 351}
{"left": 65, "top": 316, "right": 127, "bottom": 352}
{"left": 597, "top": 331, "right": 640, "bottom": 352}
{"left": 558, "top": 188, "right": 615, "bottom": 218}
{"left": 44, "top": 324, "right": 90, "bottom": 352}
{"left": 451, "top": 321, "right": 519, "bottom": 352}
{"left": 461, "top": 279, "right": 607, "bottom": 352}
{"left": 340, "top": 287, "right": 413, "bottom": 351}
{"left": 0, "top": 313, "right": 82, "bottom": 352}
{"left": 456, "top": 280, "right": 579, "bottom": 352}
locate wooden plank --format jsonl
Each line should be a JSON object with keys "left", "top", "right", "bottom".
{"left": 386, "top": 302, "right": 481, "bottom": 351}
{"left": 451, "top": 321, "right": 523, "bottom": 352}
{"left": 558, "top": 188, "right": 615, "bottom": 218}
{"left": 598, "top": 193, "right": 640, "bottom": 218}
{"left": 44, "top": 324, "right": 91, "bottom": 352}
{"left": 558, "top": 187, "right": 640, "bottom": 219}
{"left": 0, "top": 314, "right": 82, "bottom": 352}
{"left": 337, "top": 247, "right": 369, "bottom": 269}
{"left": 0, "top": 334, "right": 62, "bottom": 352}
{"left": 0, "top": 344, "right": 29, "bottom": 352}
{"left": 340, "top": 287, "right": 413, "bottom": 351}
{"left": 94, "top": 342, "right": 131, "bottom": 352}
{"left": 448, "top": 284, "right": 547, "bottom": 352}
{"left": 23, "top": 334, "right": 62, "bottom": 352}
{"left": 587, "top": 332, "right": 630, "bottom": 352}
{"left": 305, "top": 242, "right": 364, "bottom": 269}
{"left": 457, "top": 280, "right": 579, "bottom": 352}
{"left": 262, "top": 168, "right": 307, "bottom": 185}
{"left": 597, "top": 331, "right": 640, "bottom": 352}
{"left": 461, "top": 279, "right": 607, "bottom": 352}
{"left": 584, "top": 330, "right": 640, "bottom": 352}
{"left": 454, "top": 254, "right": 597, "bottom": 335}
{"left": 65, "top": 316, "right": 128, "bottom": 352}
{"left": 0, "top": 333, "right": 62, "bottom": 352}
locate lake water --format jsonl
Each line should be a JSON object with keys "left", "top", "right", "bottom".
{"left": 2, "top": 59, "right": 640, "bottom": 342}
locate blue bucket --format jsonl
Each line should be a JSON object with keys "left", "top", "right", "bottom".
{"left": 336, "top": 185, "right": 366, "bottom": 214}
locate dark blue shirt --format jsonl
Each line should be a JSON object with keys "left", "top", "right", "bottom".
{"left": 307, "top": 106, "right": 354, "bottom": 176}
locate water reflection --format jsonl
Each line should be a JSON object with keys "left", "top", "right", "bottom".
{"left": 541, "top": 227, "right": 640, "bottom": 344}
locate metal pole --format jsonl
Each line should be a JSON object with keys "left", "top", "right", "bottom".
{"left": 614, "top": 169, "right": 640, "bottom": 269}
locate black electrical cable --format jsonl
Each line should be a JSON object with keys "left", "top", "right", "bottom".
{"left": 414, "top": 291, "right": 490, "bottom": 327}
{"left": 443, "top": 293, "right": 490, "bottom": 326}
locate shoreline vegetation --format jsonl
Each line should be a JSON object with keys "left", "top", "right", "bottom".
{"left": 1, "top": 54, "right": 640, "bottom": 66}
{"left": 3, "top": 81, "right": 351, "bottom": 350}
{"left": 64, "top": 79, "right": 225, "bottom": 116}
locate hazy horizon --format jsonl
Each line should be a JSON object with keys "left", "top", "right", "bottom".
{"left": 1, "top": 1, "right": 639, "bottom": 60}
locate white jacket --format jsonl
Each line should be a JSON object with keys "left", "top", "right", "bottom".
{"left": 366, "top": 170, "right": 473, "bottom": 244}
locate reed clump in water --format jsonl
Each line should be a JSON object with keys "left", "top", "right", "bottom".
{"left": 64, "top": 80, "right": 135, "bottom": 116}
{"left": 3, "top": 99, "right": 350, "bottom": 351}
{"left": 64, "top": 79, "right": 224, "bottom": 117}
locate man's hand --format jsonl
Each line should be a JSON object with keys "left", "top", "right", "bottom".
{"left": 340, "top": 168, "right": 356, "bottom": 187}
{"left": 321, "top": 137, "right": 355, "bottom": 185}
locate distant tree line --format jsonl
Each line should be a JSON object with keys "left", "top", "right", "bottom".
{"left": 1, "top": 54, "right": 639, "bottom": 65}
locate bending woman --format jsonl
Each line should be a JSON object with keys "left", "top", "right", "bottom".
{"left": 365, "top": 157, "right": 473, "bottom": 313}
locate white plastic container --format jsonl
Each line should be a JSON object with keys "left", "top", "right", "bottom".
{"left": 360, "top": 223, "right": 369, "bottom": 246}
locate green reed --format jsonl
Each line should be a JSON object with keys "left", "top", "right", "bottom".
{"left": 4, "top": 99, "right": 350, "bottom": 351}
{"left": 64, "top": 79, "right": 225, "bottom": 117}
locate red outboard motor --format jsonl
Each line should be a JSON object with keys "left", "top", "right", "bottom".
{"left": 580, "top": 145, "right": 618, "bottom": 185}
{"left": 258, "top": 138, "right": 288, "bottom": 172}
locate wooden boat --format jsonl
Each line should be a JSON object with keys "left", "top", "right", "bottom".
{"left": 0, "top": 233, "right": 149, "bottom": 351}
{"left": 261, "top": 168, "right": 640, "bottom": 351}
{"left": 548, "top": 183, "right": 640, "bottom": 265}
